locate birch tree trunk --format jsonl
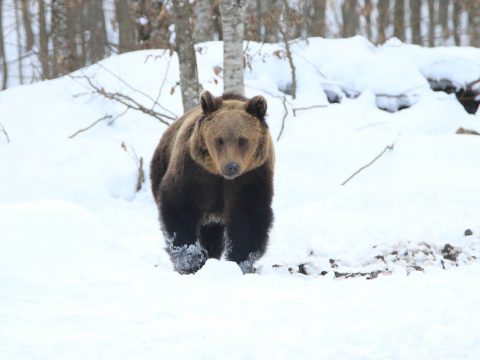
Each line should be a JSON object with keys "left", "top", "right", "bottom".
{"left": 194, "top": 0, "right": 214, "bottom": 43}
{"left": 0, "top": 0, "right": 8, "bottom": 89}
{"left": 51, "top": 0, "right": 74, "bottom": 76}
{"left": 172, "top": 0, "right": 200, "bottom": 111}
{"left": 219, "top": 0, "right": 246, "bottom": 96}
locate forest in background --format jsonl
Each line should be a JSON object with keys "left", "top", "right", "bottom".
{"left": 0, "top": 0, "right": 479, "bottom": 90}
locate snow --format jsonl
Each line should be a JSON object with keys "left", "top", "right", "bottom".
{"left": 1, "top": 36, "right": 480, "bottom": 359}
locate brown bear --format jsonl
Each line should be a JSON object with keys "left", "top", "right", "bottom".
{"left": 150, "top": 91, "right": 274, "bottom": 274}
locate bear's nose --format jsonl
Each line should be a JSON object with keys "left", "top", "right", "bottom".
{"left": 223, "top": 162, "right": 240, "bottom": 177}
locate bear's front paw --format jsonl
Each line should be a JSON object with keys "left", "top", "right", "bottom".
{"left": 167, "top": 242, "right": 207, "bottom": 274}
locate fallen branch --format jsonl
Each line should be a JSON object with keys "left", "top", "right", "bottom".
{"left": 70, "top": 74, "right": 175, "bottom": 126}
{"left": 276, "top": 96, "right": 289, "bottom": 142}
{"left": 292, "top": 104, "right": 328, "bottom": 116}
{"left": 341, "top": 141, "right": 396, "bottom": 186}
{"left": 68, "top": 108, "right": 129, "bottom": 139}
{"left": 0, "top": 123, "right": 10, "bottom": 143}
{"left": 456, "top": 127, "right": 480, "bottom": 136}
{"left": 68, "top": 115, "right": 112, "bottom": 139}
{"left": 95, "top": 63, "right": 177, "bottom": 119}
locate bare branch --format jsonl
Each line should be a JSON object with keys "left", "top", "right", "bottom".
{"left": 276, "top": 96, "right": 289, "bottom": 142}
{"left": 293, "top": 104, "right": 328, "bottom": 116}
{"left": 68, "top": 108, "right": 129, "bottom": 139}
{"left": 0, "top": 123, "right": 10, "bottom": 143}
{"left": 69, "top": 74, "right": 175, "bottom": 126}
{"left": 95, "top": 63, "right": 178, "bottom": 119}
{"left": 341, "top": 141, "right": 396, "bottom": 186}
{"left": 68, "top": 115, "right": 112, "bottom": 139}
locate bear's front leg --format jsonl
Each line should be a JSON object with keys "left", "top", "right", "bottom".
{"left": 225, "top": 184, "right": 273, "bottom": 273}
{"left": 159, "top": 186, "right": 206, "bottom": 274}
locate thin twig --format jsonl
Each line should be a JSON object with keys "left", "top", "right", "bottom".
{"left": 276, "top": 96, "right": 289, "bottom": 142}
{"left": 95, "top": 63, "right": 178, "bottom": 118}
{"left": 0, "top": 123, "right": 10, "bottom": 143}
{"left": 293, "top": 104, "right": 328, "bottom": 116}
{"left": 153, "top": 53, "right": 173, "bottom": 109}
{"left": 69, "top": 74, "right": 175, "bottom": 125}
{"left": 341, "top": 141, "right": 396, "bottom": 186}
{"left": 68, "top": 115, "right": 112, "bottom": 139}
{"left": 68, "top": 108, "right": 130, "bottom": 139}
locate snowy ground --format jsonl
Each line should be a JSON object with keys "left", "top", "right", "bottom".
{"left": 1, "top": 37, "right": 480, "bottom": 359}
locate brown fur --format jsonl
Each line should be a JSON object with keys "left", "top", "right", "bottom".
{"left": 150, "top": 91, "right": 274, "bottom": 274}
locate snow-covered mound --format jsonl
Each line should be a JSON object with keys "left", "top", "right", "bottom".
{"left": 1, "top": 37, "right": 480, "bottom": 359}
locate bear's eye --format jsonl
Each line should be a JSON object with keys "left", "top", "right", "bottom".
{"left": 238, "top": 137, "right": 247, "bottom": 146}
{"left": 216, "top": 137, "right": 224, "bottom": 146}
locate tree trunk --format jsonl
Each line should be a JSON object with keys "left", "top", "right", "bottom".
{"left": 262, "top": 0, "right": 282, "bottom": 43}
{"left": 20, "top": 0, "right": 34, "bottom": 51}
{"left": 393, "top": 0, "right": 405, "bottom": 41}
{"left": 439, "top": 0, "right": 449, "bottom": 41}
{"left": 0, "top": 0, "right": 8, "bottom": 89}
{"left": 342, "top": 0, "right": 358, "bottom": 37}
{"left": 452, "top": 0, "right": 461, "bottom": 45}
{"left": 468, "top": 0, "right": 480, "bottom": 47}
{"left": 194, "top": 0, "right": 214, "bottom": 43}
{"left": 51, "top": 0, "right": 75, "bottom": 76}
{"left": 427, "top": 0, "right": 435, "bottom": 46}
{"left": 38, "top": 0, "right": 49, "bottom": 79}
{"left": 14, "top": 0, "right": 24, "bottom": 83}
{"left": 409, "top": 0, "right": 421, "bottom": 44}
{"left": 172, "top": 0, "right": 200, "bottom": 111}
{"left": 364, "top": 0, "right": 372, "bottom": 41}
{"left": 88, "top": 0, "right": 108, "bottom": 64}
{"left": 219, "top": 0, "right": 246, "bottom": 96}
{"left": 377, "top": 0, "right": 390, "bottom": 44}
{"left": 115, "top": 0, "right": 136, "bottom": 53}
{"left": 310, "top": 0, "right": 326, "bottom": 37}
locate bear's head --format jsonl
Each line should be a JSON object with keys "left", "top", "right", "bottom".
{"left": 190, "top": 91, "right": 271, "bottom": 180}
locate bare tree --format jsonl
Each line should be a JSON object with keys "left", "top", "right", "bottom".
{"left": 0, "top": 0, "right": 7, "bottom": 89}
{"left": 410, "top": 0, "right": 422, "bottom": 44}
{"left": 87, "top": 0, "right": 108, "bottom": 63}
{"left": 194, "top": 0, "right": 214, "bottom": 43}
{"left": 115, "top": 0, "right": 136, "bottom": 53}
{"left": 309, "top": 0, "right": 327, "bottom": 37}
{"left": 342, "top": 0, "right": 358, "bottom": 37}
{"left": 172, "top": 0, "right": 201, "bottom": 111}
{"left": 377, "top": 0, "right": 390, "bottom": 44}
{"left": 220, "top": 0, "right": 247, "bottom": 95}
{"left": 453, "top": 0, "right": 461, "bottom": 45}
{"left": 51, "top": 0, "right": 75, "bottom": 76}
{"left": 439, "top": 0, "right": 450, "bottom": 41}
{"left": 20, "top": 0, "right": 34, "bottom": 51}
{"left": 468, "top": 0, "right": 480, "bottom": 47}
{"left": 393, "top": 0, "right": 405, "bottom": 41}
{"left": 363, "top": 0, "right": 373, "bottom": 40}
{"left": 262, "top": 0, "right": 282, "bottom": 43}
{"left": 38, "top": 0, "right": 50, "bottom": 79}
{"left": 427, "top": 0, "right": 435, "bottom": 46}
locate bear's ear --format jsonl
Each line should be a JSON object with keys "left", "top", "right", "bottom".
{"left": 200, "top": 90, "right": 223, "bottom": 114}
{"left": 245, "top": 95, "right": 267, "bottom": 121}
